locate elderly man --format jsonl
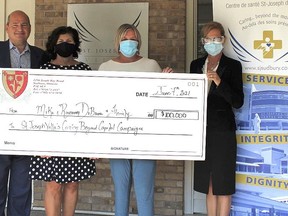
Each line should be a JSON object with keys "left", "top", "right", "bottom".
{"left": 0, "top": 10, "right": 48, "bottom": 216}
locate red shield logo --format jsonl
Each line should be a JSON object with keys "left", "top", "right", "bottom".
{"left": 2, "top": 70, "right": 28, "bottom": 99}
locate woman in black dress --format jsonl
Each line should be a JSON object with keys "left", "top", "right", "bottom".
{"left": 190, "top": 21, "right": 244, "bottom": 216}
{"left": 29, "top": 26, "right": 96, "bottom": 216}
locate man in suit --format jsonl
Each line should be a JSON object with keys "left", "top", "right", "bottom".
{"left": 0, "top": 10, "right": 47, "bottom": 216}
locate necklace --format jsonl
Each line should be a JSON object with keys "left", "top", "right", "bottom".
{"left": 207, "top": 60, "right": 219, "bottom": 71}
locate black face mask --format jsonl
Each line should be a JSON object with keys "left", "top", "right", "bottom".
{"left": 54, "top": 42, "right": 76, "bottom": 57}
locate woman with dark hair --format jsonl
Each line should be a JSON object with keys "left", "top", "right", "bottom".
{"left": 29, "top": 26, "right": 96, "bottom": 216}
{"left": 45, "top": 26, "right": 81, "bottom": 60}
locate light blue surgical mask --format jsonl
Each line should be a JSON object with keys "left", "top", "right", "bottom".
{"left": 204, "top": 43, "right": 223, "bottom": 56}
{"left": 119, "top": 40, "right": 138, "bottom": 57}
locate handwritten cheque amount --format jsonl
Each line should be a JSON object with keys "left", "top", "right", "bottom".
{"left": 0, "top": 69, "right": 207, "bottom": 160}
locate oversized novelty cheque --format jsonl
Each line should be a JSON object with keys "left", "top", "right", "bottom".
{"left": 0, "top": 69, "right": 207, "bottom": 160}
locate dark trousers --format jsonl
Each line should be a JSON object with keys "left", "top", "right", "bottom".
{"left": 0, "top": 155, "right": 31, "bottom": 216}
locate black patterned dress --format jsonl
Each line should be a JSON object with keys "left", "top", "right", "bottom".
{"left": 29, "top": 62, "right": 96, "bottom": 183}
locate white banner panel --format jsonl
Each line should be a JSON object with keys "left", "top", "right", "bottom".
{"left": 213, "top": 1, "right": 288, "bottom": 215}
{"left": 0, "top": 69, "right": 207, "bottom": 160}
{"left": 67, "top": 3, "right": 149, "bottom": 70}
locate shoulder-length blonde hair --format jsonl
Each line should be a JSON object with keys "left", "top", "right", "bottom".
{"left": 114, "top": 23, "right": 142, "bottom": 53}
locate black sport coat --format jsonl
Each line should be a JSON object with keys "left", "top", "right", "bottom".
{"left": 0, "top": 40, "right": 48, "bottom": 68}
{"left": 190, "top": 54, "right": 244, "bottom": 131}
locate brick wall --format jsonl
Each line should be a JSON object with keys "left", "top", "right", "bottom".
{"left": 33, "top": 0, "right": 186, "bottom": 215}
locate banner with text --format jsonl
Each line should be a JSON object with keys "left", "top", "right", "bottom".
{"left": 213, "top": 1, "right": 288, "bottom": 215}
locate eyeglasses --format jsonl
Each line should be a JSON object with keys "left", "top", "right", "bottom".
{"left": 201, "top": 36, "right": 224, "bottom": 44}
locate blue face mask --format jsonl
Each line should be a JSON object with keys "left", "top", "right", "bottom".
{"left": 204, "top": 43, "right": 223, "bottom": 56}
{"left": 119, "top": 40, "right": 138, "bottom": 57}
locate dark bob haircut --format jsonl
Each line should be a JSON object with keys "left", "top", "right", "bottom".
{"left": 46, "top": 26, "right": 81, "bottom": 60}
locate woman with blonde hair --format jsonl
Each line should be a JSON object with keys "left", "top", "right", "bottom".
{"left": 99, "top": 23, "right": 172, "bottom": 216}
{"left": 190, "top": 21, "right": 244, "bottom": 216}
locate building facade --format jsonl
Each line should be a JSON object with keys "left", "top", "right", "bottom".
{"left": 0, "top": 0, "right": 207, "bottom": 215}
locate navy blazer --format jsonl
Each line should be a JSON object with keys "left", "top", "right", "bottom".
{"left": 0, "top": 40, "right": 47, "bottom": 68}
{"left": 190, "top": 54, "right": 244, "bottom": 131}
